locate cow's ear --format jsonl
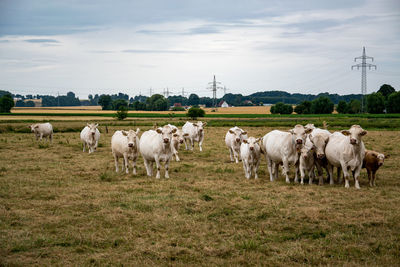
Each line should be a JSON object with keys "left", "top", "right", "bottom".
{"left": 35, "top": 125, "right": 39, "bottom": 129}
{"left": 173, "top": 134, "right": 178, "bottom": 137}
{"left": 305, "top": 128, "right": 313, "bottom": 134}
{"left": 241, "top": 131, "right": 247, "bottom": 135}
{"left": 183, "top": 133, "right": 189, "bottom": 137}
{"left": 122, "top": 131, "right": 128, "bottom": 136}
{"left": 325, "top": 136, "right": 329, "bottom": 144}
{"left": 385, "top": 154, "right": 390, "bottom": 159}
{"left": 136, "top": 128, "right": 140, "bottom": 135}
{"left": 229, "top": 130, "right": 234, "bottom": 134}
{"left": 341, "top": 130, "right": 350, "bottom": 136}
{"left": 242, "top": 139, "right": 248, "bottom": 144}
{"left": 360, "top": 130, "right": 367, "bottom": 136}
{"left": 372, "top": 153, "right": 378, "bottom": 158}
{"left": 95, "top": 123, "right": 98, "bottom": 127}
{"left": 171, "top": 128, "right": 177, "bottom": 134}
{"left": 193, "top": 123, "right": 198, "bottom": 127}
{"left": 288, "top": 129, "right": 294, "bottom": 134}
{"left": 255, "top": 138, "right": 261, "bottom": 143}
{"left": 203, "top": 122, "right": 207, "bottom": 126}
{"left": 156, "top": 128, "right": 162, "bottom": 134}
{"left": 87, "top": 123, "right": 90, "bottom": 127}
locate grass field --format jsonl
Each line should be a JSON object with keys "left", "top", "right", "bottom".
{"left": 1, "top": 122, "right": 400, "bottom": 265}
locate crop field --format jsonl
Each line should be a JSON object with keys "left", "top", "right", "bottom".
{"left": 1, "top": 120, "right": 400, "bottom": 265}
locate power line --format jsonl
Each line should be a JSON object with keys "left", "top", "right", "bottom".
{"left": 352, "top": 46, "right": 377, "bottom": 112}
{"left": 207, "top": 75, "right": 223, "bottom": 107}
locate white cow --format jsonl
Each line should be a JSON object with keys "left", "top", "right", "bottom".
{"left": 308, "top": 127, "right": 331, "bottom": 185}
{"left": 139, "top": 126, "right": 177, "bottom": 179}
{"left": 240, "top": 137, "right": 262, "bottom": 179}
{"left": 299, "top": 137, "right": 316, "bottom": 185}
{"left": 262, "top": 125, "right": 312, "bottom": 183}
{"left": 182, "top": 121, "right": 206, "bottom": 151}
{"left": 325, "top": 125, "right": 367, "bottom": 189}
{"left": 166, "top": 124, "right": 188, "bottom": 161}
{"left": 225, "top": 126, "right": 248, "bottom": 163}
{"left": 80, "top": 123, "right": 100, "bottom": 153}
{"left": 111, "top": 129, "right": 140, "bottom": 174}
{"left": 29, "top": 122, "right": 53, "bottom": 142}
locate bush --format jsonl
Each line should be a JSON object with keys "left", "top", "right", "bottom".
{"left": 294, "top": 101, "right": 312, "bottom": 114}
{"left": 311, "top": 96, "right": 334, "bottom": 114}
{"left": 187, "top": 106, "right": 205, "bottom": 119}
{"left": 115, "top": 106, "right": 128, "bottom": 120}
{"left": 386, "top": 91, "right": 400, "bottom": 113}
{"left": 270, "top": 102, "right": 293, "bottom": 114}
{"left": 171, "top": 106, "right": 185, "bottom": 111}
{"left": 348, "top": 99, "right": 361, "bottom": 114}
{"left": 367, "top": 92, "right": 385, "bottom": 114}
{"left": 0, "top": 94, "right": 14, "bottom": 113}
{"left": 336, "top": 100, "right": 348, "bottom": 114}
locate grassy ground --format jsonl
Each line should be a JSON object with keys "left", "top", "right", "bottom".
{"left": 0, "top": 124, "right": 399, "bottom": 266}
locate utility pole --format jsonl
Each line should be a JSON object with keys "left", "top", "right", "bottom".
{"left": 182, "top": 88, "right": 185, "bottom": 97}
{"left": 208, "top": 75, "right": 223, "bottom": 107}
{"left": 149, "top": 88, "right": 153, "bottom": 96}
{"left": 352, "top": 47, "right": 376, "bottom": 112}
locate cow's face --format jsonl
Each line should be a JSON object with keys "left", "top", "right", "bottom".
{"left": 305, "top": 123, "right": 315, "bottom": 130}
{"left": 290, "top": 124, "right": 312, "bottom": 146}
{"left": 341, "top": 125, "right": 367, "bottom": 145}
{"left": 300, "top": 143, "right": 314, "bottom": 160}
{"left": 87, "top": 123, "right": 98, "bottom": 137}
{"left": 156, "top": 126, "right": 177, "bottom": 144}
{"left": 310, "top": 134, "right": 329, "bottom": 159}
{"left": 29, "top": 124, "right": 38, "bottom": 132}
{"left": 242, "top": 137, "right": 260, "bottom": 151}
{"left": 122, "top": 128, "right": 140, "bottom": 148}
{"left": 173, "top": 130, "right": 188, "bottom": 144}
{"left": 194, "top": 121, "right": 206, "bottom": 135}
{"left": 376, "top": 153, "right": 389, "bottom": 167}
{"left": 229, "top": 128, "right": 247, "bottom": 143}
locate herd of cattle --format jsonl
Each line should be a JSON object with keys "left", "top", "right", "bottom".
{"left": 28, "top": 121, "right": 389, "bottom": 188}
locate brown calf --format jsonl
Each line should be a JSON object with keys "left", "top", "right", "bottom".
{"left": 362, "top": 150, "right": 389, "bottom": 187}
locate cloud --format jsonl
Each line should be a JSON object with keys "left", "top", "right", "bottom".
{"left": 24, "top": 38, "right": 60, "bottom": 43}
{"left": 122, "top": 49, "right": 187, "bottom": 54}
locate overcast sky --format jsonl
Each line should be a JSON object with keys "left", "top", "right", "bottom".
{"left": 0, "top": 0, "right": 399, "bottom": 99}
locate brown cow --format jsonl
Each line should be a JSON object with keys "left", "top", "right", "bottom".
{"left": 362, "top": 150, "right": 389, "bottom": 187}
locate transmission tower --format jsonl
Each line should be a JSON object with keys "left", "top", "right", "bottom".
{"left": 149, "top": 88, "right": 153, "bottom": 96}
{"left": 207, "top": 75, "right": 223, "bottom": 107}
{"left": 352, "top": 47, "right": 376, "bottom": 112}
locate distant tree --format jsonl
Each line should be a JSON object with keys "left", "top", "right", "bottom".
{"left": 130, "top": 101, "right": 146, "bottom": 110}
{"left": 171, "top": 106, "right": 185, "bottom": 111}
{"left": 336, "top": 100, "right": 348, "bottom": 114}
{"left": 15, "top": 100, "right": 25, "bottom": 107}
{"left": 386, "top": 91, "right": 400, "bottom": 113}
{"left": 146, "top": 94, "right": 168, "bottom": 111}
{"left": 270, "top": 102, "right": 293, "bottom": 114}
{"left": 0, "top": 94, "right": 14, "bottom": 113}
{"left": 187, "top": 106, "right": 205, "bottom": 119}
{"left": 366, "top": 92, "right": 385, "bottom": 114}
{"left": 112, "top": 99, "right": 128, "bottom": 110}
{"left": 294, "top": 100, "right": 312, "bottom": 114}
{"left": 188, "top": 94, "right": 200, "bottom": 106}
{"left": 98, "top": 95, "right": 113, "bottom": 110}
{"left": 67, "top": 91, "right": 75, "bottom": 98}
{"left": 378, "top": 84, "right": 395, "bottom": 98}
{"left": 311, "top": 96, "right": 334, "bottom": 114}
{"left": 348, "top": 99, "right": 361, "bottom": 114}
{"left": 115, "top": 106, "right": 128, "bottom": 120}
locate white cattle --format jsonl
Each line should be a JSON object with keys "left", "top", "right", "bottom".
{"left": 325, "top": 125, "right": 367, "bottom": 189}
{"left": 139, "top": 126, "right": 177, "bottom": 179}
{"left": 166, "top": 124, "right": 188, "bottom": 161}
{"left": 299, "top": 137, "right": 316, "bottom": 185}
{"left": 262, "top": 125, "right": 312, "bottom": 183}
{"left": 182, "top": 121, "right": 206, "bottom": 151}
{"left": 308, "top": 127, "right": 331, "bottom": 185}
{"left": 29, "top": 122, "right": 53, "bottom": 142}
{"left": 111, "top": 129, "right": 140, "bottom": 174}
{"left": 225, "top": 126, "right": 248, "bottom": 163}
{"left": 80, "top": 123, "right": 100, "bottom": 153}
{"left": 240, "top": 137, "right": 262, "bottom": 179}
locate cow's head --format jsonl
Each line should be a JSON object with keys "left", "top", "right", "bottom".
{"left": 122, "top": 128, "right": 140, "bottom": 148}
{"left": 173, "top": 129, "right": 189, "bottom": 144}
{"left": 374, "top": 153, "right": 389, "bottom": 167}
{"left": 310, "top": 133, "right": 329, "bottom": 159}
{"left": 29, "top": 124, "right": 39, "bottom": 132}
{"left": 193, "top": 121, "right": 207, "bottom": 135}
{"left": 300, "top": 141, "right": 314, "bottom": 160}
{"left": 341, "top": 125, "right": 367, "bottom": 145}
{"left": 87, "top": 123, "right": 99, "bottom": 137}
{"left": 156, "top": 126, "right": 177, "bottom": 144}
{"left": 242, "top": 137, "right": 260, "bottom": 151}
{"left": 289, "top": 124, "right": 313, "bottom": 147}
{"left": 229, "top": 128, "right": 247, "bottom": 143}
{"left": 305, "top": 123, "right": 315, "bottom": 130}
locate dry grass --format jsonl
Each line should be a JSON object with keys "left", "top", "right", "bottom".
{"left": 0, "top": 125, "right": 399, "bottom": 266}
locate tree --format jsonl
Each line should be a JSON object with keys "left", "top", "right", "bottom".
{"left": 311, "top": 96, "right": 334, "bottom": 114}
{"left": 115, "top": 106, "right": 128, "bottom": 120}
{"left": 146, "top": 94, "right": 168, "bottom": 111}
{"left": 386, "top": 92, "right": 400, "bottom": 113}
{"left": 294, "top": 100, "right": 312, "bottom": 114}
{"left": 112, "top": 99, "right": 128, "bottom": 110}
{"left": 187, "top": 106, "right": 205, "bottom": 119}
{"left": 270, "top": 102, "right": 293, "bottom": 114}
{"left": 366, "top": 92, "right": 385, "bottom": 114}
{"left": 336, "top": 100, "right": 348, "bottom": 114}
{"left": 188, "top": 94, "right": 200, "bottom": 106}
{"left": 98, "top": 95, "right": 113, "bottom": 110}
{"left": 0, "top": 94, "right": 14, "bottom": 113}
{"left": 378, "top": 84, "right": 395, "bottom": 98}
{"left": 15, "top": 100, "right": 26, "bottom": 107}
{"left": 348, "top": 99, "right": 361, "bottom": 114}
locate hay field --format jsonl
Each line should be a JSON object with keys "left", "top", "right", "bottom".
{"left": 0, "top": 123, "right": 399, "bottom": 265}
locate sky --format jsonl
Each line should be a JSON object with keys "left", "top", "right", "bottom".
{"left": 0, "top": 0, "right": 399, "bottom": 99}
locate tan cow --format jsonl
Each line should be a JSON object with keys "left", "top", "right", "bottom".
{"left": 362, "top": 150, "right": 389, "bottom": 186}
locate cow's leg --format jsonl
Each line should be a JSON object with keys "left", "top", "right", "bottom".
{"left": 40, "top": 133, "right": 43, "bottom": 141}
{"left": 154, "top": 156, "right": 161, "bottom": 179}
{"left": 233, "top": 149, "right": 239, "bottom": 163}
{"left": 315, "top": 161, "right": 324, "bottom": 185}
{"left": 254, "top": 159, "right": 260, "bottom": 179}
{"left": 299, "top": 167, "right": 305, "bottom": 185}
{"left": 309, "top": 167, "right": 315, "bottom": 185}
{"left": 353, "top": 166, "right": 361, "bottom": 189}
{"left": 199, "top": 136, "right": 203, "bottom": 152}
{"left": 242, "top": 160, "right": 249, "bottom": 179}
{"left": 190, "top": 138, "right": 194, "bottom": 151}
{"left": 82, "top": 142, "right": 86, "bottom": 152}
{"left": 282, "top": 159, "right": 290, "bottom": 183}
{"left": 143, "top": 158, "right": 151, "bottom": 177}
{"left": 132, "top": 157, "right": 137, "bottom": 175}
{"left": 274, "top": 163, "right": 279, "bottom": 181}
{"left": 266, "top": 156, "right": 274, "bottom": 181}
{"left": 327, "top": 163, "right": 334, "bottom": 186}
{"left": 367, "top": 169, "right": 372, "bottom": 187}
{"left": 184, "top": 138, "right": 189, "bottom": 150}
{"left": 114, "top": 154, "right": 119, "bottom": 172}
{"left": 294, "top": 162, "right": 300, "bottom": 183}
{"left": 49, "top": 134, "right": 53, "bottom": 143}
{"left": 341, "top": 163, "right": 351, "bottom": 188}
{"left": 229, "top": 147, "right": 234, "bottom": 162}
{"left": 124, "top": 155, "right": 130, "bottom": 174}
{"left": 334, "top": 167, "right": 341, "bottom": 184}
{"left": 175, "top": 152, "right": 180, "bottom": 162}
{"left": 372, "top": 171, "right": 377, "bottom": 186}
{"left": 165, "top": 159, "right": 170, "bottom": 178}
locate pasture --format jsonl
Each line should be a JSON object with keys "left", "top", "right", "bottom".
{"left": 0, "top": 120, "right": 400, "bottom": 265}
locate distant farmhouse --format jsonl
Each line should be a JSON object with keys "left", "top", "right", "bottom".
{"left": 218, "top": 100, "right": 229, "bottom": 108}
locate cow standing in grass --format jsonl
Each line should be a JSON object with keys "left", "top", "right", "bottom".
{"left": 111, "top": 129, "right": 140, "bottom": 175}
{"left": 308, "top": 127, "right": 331, "bottom": 185}
{"left": 182, "top": 121, "right": 206, "bottom": 152}
{"left": 262, "top": 125, "right": 313, "bottom": 183}
{"left": 325, "top": 125, "right": 367, "bottom": 189}
{"left": 139, "top": 126, "right": 177, "bottom": 179}
{"left": 80, "top": 123, "right": 100, "bottom": 153}
{"left": 166, "top": 124, "right": 189, "bottom": 161}
{"left": 29, "top": 122, "right": 53, "bottom": 142}
{"left": 225, "top": 126, "right": 248, "bottom": 163}
{"left": 363, "top": 150, "right": 389, "bottom": 187}
{"left": 240, "top": 137, "right": 262, "bottom": 179}
{"left": 299, "top": 137, "right": 316, "bottom": 185}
